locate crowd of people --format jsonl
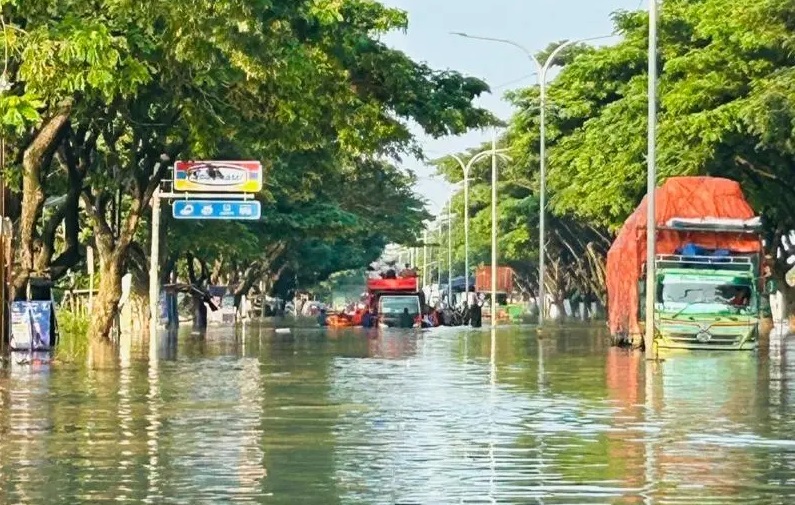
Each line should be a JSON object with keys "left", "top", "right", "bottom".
{"left": 367, "top": 261, "right": 418, "bottom": 280}
{"left": 316, "top": 286, "right": 484, "bottom": 329}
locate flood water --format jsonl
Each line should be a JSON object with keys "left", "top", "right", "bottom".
{"left": 1, "top": 324, "right": 794, "bottom": 504}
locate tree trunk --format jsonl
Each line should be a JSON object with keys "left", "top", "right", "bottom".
{"left": 14, "top": 107, "right": 72, "bottom": 296}
{"left": 192, "top": 297, "right": 208, "bottom": 331}
{"left": 88, "top": 251, "right": 124, "bottom": 341}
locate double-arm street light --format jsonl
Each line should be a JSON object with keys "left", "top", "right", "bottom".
{"left": 444, "top": 180, "right": 466, "bottom": 304}
{"left": 452, "top": 32, "right": 613, "bottom": 326}
{"left": 446, "top": 149, "right": 510, "bottom": 296}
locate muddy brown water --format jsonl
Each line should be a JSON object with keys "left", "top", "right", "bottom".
{"left": 1, "top": 323, "right": 794, "bottom": 504}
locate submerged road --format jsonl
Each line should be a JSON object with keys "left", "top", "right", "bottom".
{"left": 0, "top": 324, "right": 794, "bottom": 504}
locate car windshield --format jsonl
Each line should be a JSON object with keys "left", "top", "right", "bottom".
{"left": 379, "top": 296, "right": 420, "bottom": 316}
{"left": 658, "top": 276, "right": 754, "bottom": 311}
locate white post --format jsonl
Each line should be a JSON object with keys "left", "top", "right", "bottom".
{"left": 449, "top": 151, "right": 509, "bottom": 297}
{"left": 538, "top": 72, "right": 547, "bottom": 327}
{"left": 644, "top": 0, "right": 658, "bottom": 356}
{"left": 491, "top": 131, "right": 498, "bottom": 328}
{"left": 422, "top": 228, "right": 428, "bottom": 287}
{"left": 447, "top": 200, "right": 452, "bottom": 304}
{"left": 149, "top": 186, "right": 161, "bottom": 341}
{"left": 537, "top": 39, "right": 584, "bottom": 327}
{"left": 464, "top": 172, "right": 470, "bottom": 295}
{"left": 87, "top": 245, "right": 95, "bottom": 313}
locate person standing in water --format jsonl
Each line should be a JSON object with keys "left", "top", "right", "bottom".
{"left": 317, "top": 308, "right": 328, "bottom": 327}
{"left": 399, "top": 308, "right": 414, "bottom": 328}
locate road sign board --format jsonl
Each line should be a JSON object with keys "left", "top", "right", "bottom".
{"left": 173, "top": 160, "right": 262, "bottom": 193}
{"left": 172, "top": 200, "right": 261, "bottom": 220}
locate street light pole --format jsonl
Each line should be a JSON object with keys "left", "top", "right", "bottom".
{"left": 490, "top": 131, "right": 498, "bottom": 329}
{"left": 422, "top": 228, "right": 428, "bottom": 288}
{"left": 448, "top": 149, "right": 510, "bottom": 297}
{"left": 447, "top": 199, "right": 452, "bottom": 304}
{"left": 644, "top": 0, "right": 658, "bottom": 356}
{"left": 451, "top": 32, "right": 613, "bottom": 327}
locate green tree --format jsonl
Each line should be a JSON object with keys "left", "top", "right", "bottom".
{"left": 442, "top": 0, "right": 795, "bottom": 323}
{"left": 4, "top": 0, "right": 494, "bottom": 340}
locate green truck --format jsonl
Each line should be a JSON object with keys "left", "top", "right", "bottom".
{"left": 643, "top": 246, "right": 761, "bottom": 350}
{"left": 641, "top": 216, "right": 764, "bottom": 351}
{"left": 607, "top": 177, "right": 765, "bottom": 351}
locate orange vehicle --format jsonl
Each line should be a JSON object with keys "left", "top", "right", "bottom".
{"left": 326, "top": 313, "right": 354, "bottom": 328}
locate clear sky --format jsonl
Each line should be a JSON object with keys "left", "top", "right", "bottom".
{"left": 382, "top": 0, "right": 643, "bottom": 215}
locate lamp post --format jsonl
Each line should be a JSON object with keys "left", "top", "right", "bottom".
{"left": 422, "top": 228, "right": 429, "bottom": 287}
{"left": 447, "top": 149, "right": 510, "bottom": 296}
{"left": 443, "top": 180, "right": 466, "bottom": 305}
{"left": 452, "top": 32, "right": 613, "bottom": 326}
{"left": 490, "top": 131, "right": 498, "bottom": 328}
{"left": 644, "top": 0, "right": 659, "bottom": 356}
{"left": 447, "top": 201, "right": 452, "bottom": 305}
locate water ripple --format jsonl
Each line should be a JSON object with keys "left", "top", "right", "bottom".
{"left": 0, "top": 326, "right": 793, "bottom": 504}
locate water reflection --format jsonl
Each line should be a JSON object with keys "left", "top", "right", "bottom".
{"left": 0, "top": 325, "right": 793, "bottom": 503}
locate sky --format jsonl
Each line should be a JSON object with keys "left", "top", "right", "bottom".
{"left": 381, "top": 0, "right": 644, "bottom": 215}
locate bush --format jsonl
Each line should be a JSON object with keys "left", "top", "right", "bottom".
{"left": 55, "top": 309, "right": 90, "bottom": 361}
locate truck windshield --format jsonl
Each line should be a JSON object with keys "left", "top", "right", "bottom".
{"left": 379, "top": 296, "right": 420, "bottom": 317}
{"left": 658, "top": 277, "right": 754, "bottom": 310}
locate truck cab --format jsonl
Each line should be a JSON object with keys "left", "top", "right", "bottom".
{"left": 640, "top": 217, "right": 763, "bottom": 351}
{"left": 643, "top": 253, "right": 760, "bottom": 350}
{"left": 366, "top": 278, "right": 425, "bottom": 328}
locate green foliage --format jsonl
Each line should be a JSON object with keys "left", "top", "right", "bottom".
{"left": 435, "top": 0, "right": 795, "bottom": 301}
{"left": 54, "top": 309, "right": 90, "bottom": 361}
{"left": 528, "top": 0, "right": 795, "bottom": 232}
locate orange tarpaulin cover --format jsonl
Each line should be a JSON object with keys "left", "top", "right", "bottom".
{"left": 475, "top": 266, "right": 514, "bottom": 293}
{"left": 607, "top": 177, "right": 761, "bottom": 336}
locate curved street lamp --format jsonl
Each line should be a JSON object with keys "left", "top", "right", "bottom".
{"left": 452, "top": 32, "right": 613, "bottom": 326}
{"left": 446, "top": 149, "right": 510, "bottom": 296}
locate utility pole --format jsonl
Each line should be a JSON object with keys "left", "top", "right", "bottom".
{"left": 447, "top": 201, "right": 452, "bottom": 304}
{"left": 644, "top": 0, "right": 659, "bottom": 356}
{"left": 490, "top": 131, "right": 498, "bottom": 328}
{"left": 149, "top": 187, "right": 161, "bottom": 342}
{"left": 422, "top": 228, "right": 428, "bottom": 287}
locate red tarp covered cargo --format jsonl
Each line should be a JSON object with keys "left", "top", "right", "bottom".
{"left": 475, "top": 266, "right": 514, "bottom": 293}
{"left": 607, "top": 176, "right": 761, "bottom": 336}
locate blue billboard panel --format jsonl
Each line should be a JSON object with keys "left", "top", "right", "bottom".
{"left": 172, "top": 200, "right": 261, "bottom": 220}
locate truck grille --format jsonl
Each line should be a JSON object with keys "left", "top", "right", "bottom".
{"left": 668, "top": 333, "right": 740, "bottom": 346}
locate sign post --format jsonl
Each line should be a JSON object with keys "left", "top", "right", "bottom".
{"left": 149, "top": 161, "right": 263, "bottom": 340}
{"left": 87, "top": 246, "right": 95, "bottom": 313}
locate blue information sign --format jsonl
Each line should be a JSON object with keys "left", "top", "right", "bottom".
{"left": 10, "top": 301, "right": 54, "bottom": 351}
{"left": 172, "top": 200, "right": 261, "bottom": 220}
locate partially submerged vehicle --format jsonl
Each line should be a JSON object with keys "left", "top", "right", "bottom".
{"left": 366, "top": 278, "right": 425, "bottom": 328}
{"left": 607, "top": 177, "right": 763, "bottom": 351}
{"left": 475, "top": 266, "right": 520, "bottom": 323}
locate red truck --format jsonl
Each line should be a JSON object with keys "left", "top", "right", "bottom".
{"left": 366, "top": 277, "right": 426, "bottom": 328}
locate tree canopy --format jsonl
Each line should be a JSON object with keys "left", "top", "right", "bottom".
{"left": 1, "top": 0, "right": 495, "bottom": 339}
{"left": 435, "top": 0, "right": 795, "bottom": 314}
